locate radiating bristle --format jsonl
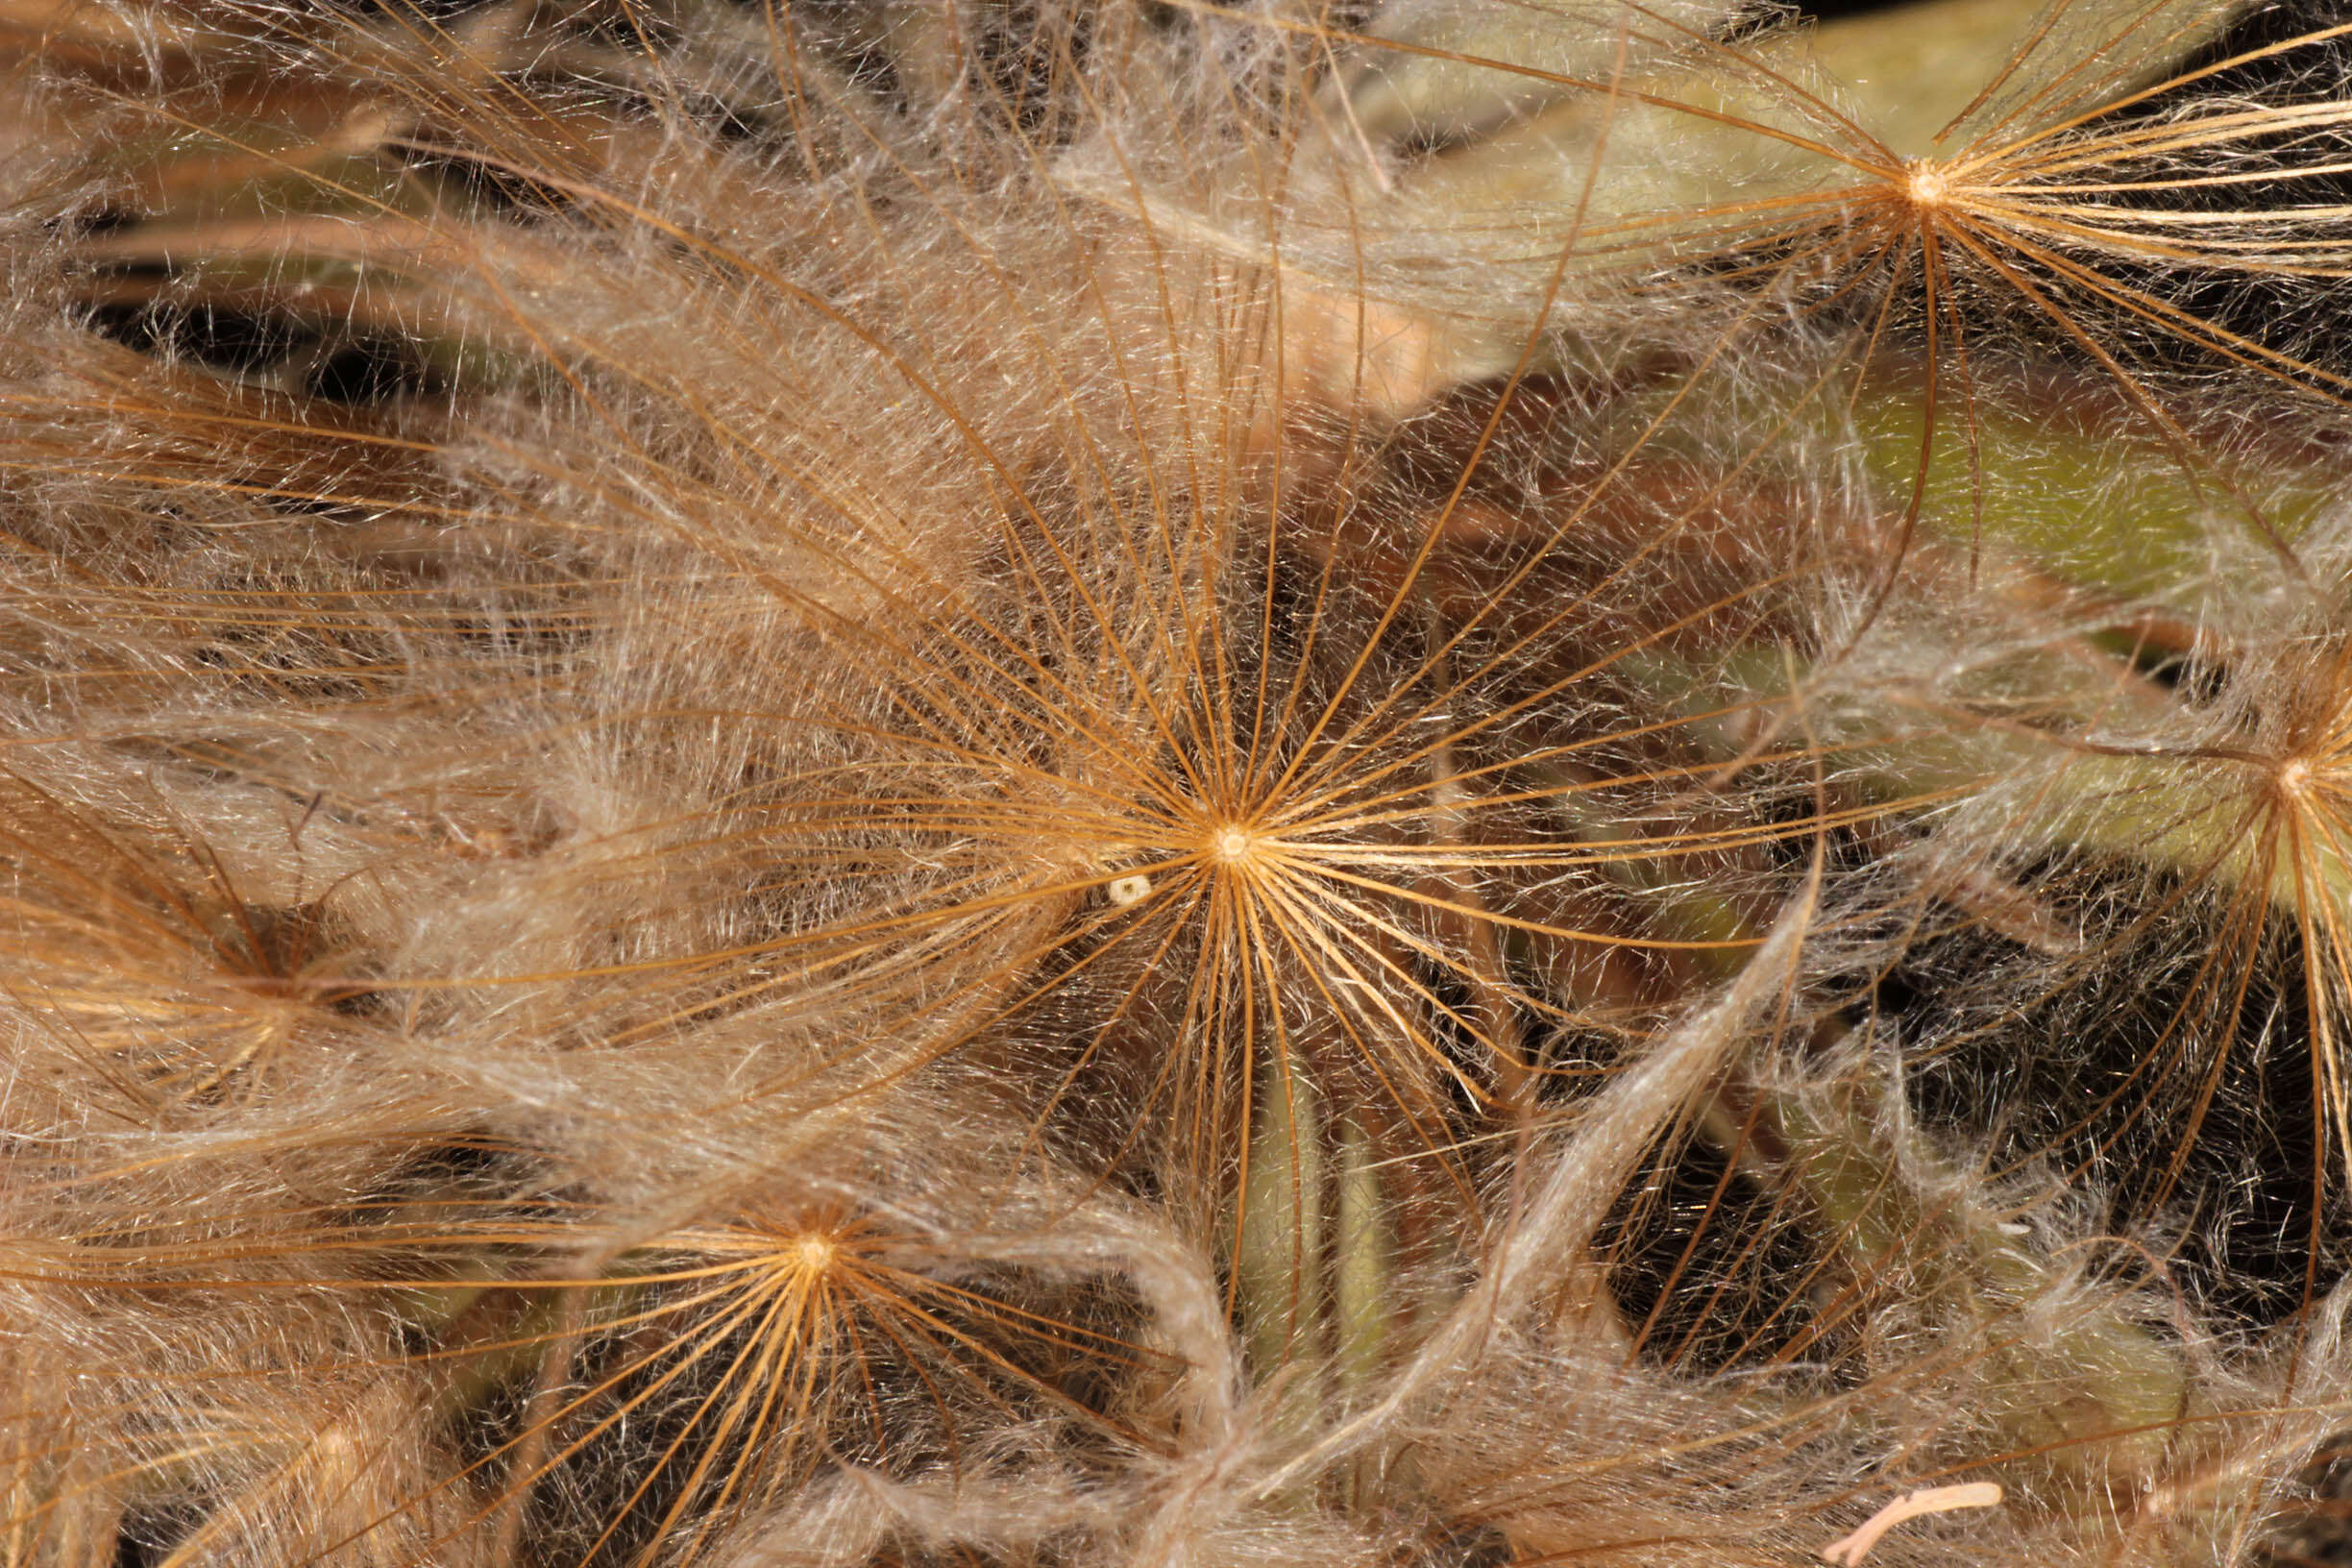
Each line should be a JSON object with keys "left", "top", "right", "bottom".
{"left": 7, "top": 0, "right": 2352, "bottom": 1564}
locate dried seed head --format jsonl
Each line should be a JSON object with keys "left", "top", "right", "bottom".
{"left": 1902, "top": 159, "right": 1951, "bottom": 209}
{"left": 1207, "top": 823, "right": 1260, "bottom": 867}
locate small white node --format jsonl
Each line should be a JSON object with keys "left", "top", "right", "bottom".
{"left": 791, "top": 1235, "right": 837, "bottom": 1273}
{"left": 1905, "top": 161, "right": 1950, "bottom": 208}
{"left": 1107, "top": 873, "right": 1153, "bottom": 906}
{"left": 2279, "top": 758, "right": 2315, "bottom": 798}
{"left": 1210, "top": 824, "right": 1256, "bottom": 865}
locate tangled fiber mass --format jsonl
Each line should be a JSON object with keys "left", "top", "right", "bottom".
{"left": 9, "top": 0, "right": 2352, "bottom": 1561}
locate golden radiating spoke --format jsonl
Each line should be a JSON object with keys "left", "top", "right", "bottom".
{"left": 5, "top": 1198, "right": 1167, "bottom": 1568}
{"left": 19, "top": 2, "right": 2352, "bottom": 1563}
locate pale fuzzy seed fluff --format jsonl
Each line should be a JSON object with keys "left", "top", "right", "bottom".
{"left": 4, "top": 1, "right": 2352, "bottom": 1566}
